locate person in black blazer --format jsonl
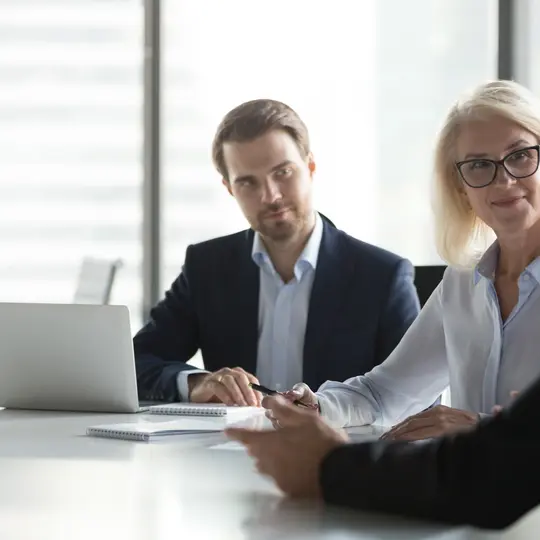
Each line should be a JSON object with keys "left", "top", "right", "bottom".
{"left": 134, "top": 99, "right": 420, "bottom": 405}
{"left": 226, "top": 379, "right": 540, "bottom": 530}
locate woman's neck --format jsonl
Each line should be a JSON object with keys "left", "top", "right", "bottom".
{"left": 497, "top": 227, "right": 540, "bottom": 279}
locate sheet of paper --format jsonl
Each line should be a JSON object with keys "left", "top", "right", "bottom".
{"left": 209, "top": 441, "right": 246, "bottom": 451}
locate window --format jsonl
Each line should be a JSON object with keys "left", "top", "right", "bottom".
{"left": 0, "top": 0, "right": 144, "bottom": 329}
{"left": 516, "top": 0, "right": 540, "bottom": 94}
{"left": 162, "top": 0, "right": 497, "bottom": 289}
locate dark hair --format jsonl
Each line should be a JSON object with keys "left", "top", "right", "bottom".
{"left": 211, "top": 99, "right": 310, "bottom": 180}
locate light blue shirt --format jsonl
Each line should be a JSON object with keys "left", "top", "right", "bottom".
{"left": 177, "top": 212, "right": 323, "bottom": 400}
{"left": 317, "top": 242, "right": 540, "bottom": 427}
{"left": 252, "top": 212, "right": 323, "bottom": 391}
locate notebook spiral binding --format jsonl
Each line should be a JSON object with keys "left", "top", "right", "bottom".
{"left": 149, "top": 405, "right": 226, "bottom": 416}
{"left": 87, "top": 428, "right": 149, "bottom": 441}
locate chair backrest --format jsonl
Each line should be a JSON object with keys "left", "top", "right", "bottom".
{"left": 414, "top": 265, "right": 446, "bottom": 308}
{"left": 73, "top": 257, "right": 122, "bottom": 305}
{"left": 414, "top": 264, "right": 448, "bottom": 408}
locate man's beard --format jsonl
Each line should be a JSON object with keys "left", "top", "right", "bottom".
{"left": 258, "top": 219, "right": 297, "bottom": 241}
{"left": 256, "top": 205, "right": 306, "bottom": 242}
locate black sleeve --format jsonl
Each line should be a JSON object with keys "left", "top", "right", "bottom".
{"left": 133, "top": 245, "right": 202, "bottom": 401}
{"left": 375, "top": 258, "right": 420, "bottom": 365}
{"left": 320, "top": 377, "right": 540, "bottom": 529}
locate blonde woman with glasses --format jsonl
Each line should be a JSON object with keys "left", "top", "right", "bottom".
{"left": 265, "top": 80, "right": 540, "bottom": 441}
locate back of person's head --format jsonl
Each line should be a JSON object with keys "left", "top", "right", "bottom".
{"left": 212, "top": 99, "right": 310, "bottom": 181}
{"left": 433, "top": 80, "right": 540, "bottom": 267}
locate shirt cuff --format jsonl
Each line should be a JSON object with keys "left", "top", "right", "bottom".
{"left": 316, "top": 392, "right": 347, "bottom": 428}
{"left": 177, "top": 369, "right": 209, "bottom": 402}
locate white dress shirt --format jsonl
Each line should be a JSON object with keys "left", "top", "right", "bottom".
{"left": 317, "top": 242, "right": 540, "bottom": 427}
{"left": 177, "top": 213, "right": 323, "bottom": 400}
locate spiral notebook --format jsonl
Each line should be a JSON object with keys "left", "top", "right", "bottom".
{"left": 86, "top": 418, "right": 225, "bottom": 442}
{"left": 147, "top": 403, "right": 228, "bottom": 417}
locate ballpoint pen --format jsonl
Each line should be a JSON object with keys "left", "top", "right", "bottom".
{"left": 249, "top": 382, "right": 317, "bottom": 409}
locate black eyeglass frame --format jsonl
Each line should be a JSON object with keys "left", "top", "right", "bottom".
{"left": 455, "top": 144, "right": 540, "bottom": 188}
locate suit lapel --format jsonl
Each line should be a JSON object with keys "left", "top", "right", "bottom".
{"left": 303, "top": 222, "right": 351, "bottom": 388}
{"left": 227, "top": 230, "right": 259, "bottom": 376}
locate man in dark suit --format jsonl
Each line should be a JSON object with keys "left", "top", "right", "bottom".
{"left": 227, "top": 382, "right": 540, "bottom": 530}
{"left": 134, "top": 99, "right": 420, "bottom": 405}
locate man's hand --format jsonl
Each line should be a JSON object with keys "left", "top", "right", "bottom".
{"left": 189, "top": 367, "right": 261, "bottom": 407}
{"left": 380, "top": 405, "right": 479, "bottom": 442}
{"left": 226, "top": 395, "right": 348, "bottom": 498}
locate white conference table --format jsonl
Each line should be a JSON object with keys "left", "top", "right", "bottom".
{"left": 0, "top": 408, "right": 538, "bottom": 540}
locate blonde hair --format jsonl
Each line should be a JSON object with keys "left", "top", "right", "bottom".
{"left": 433, "top": 80, "right": 540, "bottom": 267}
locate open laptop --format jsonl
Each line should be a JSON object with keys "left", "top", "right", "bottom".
{"left": 0, "top": 302, "right": 155, "bottom": 413}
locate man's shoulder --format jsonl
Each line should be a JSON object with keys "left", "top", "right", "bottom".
{"left": 184, "top": 229, "right": 252, "bottom": 263}
{"left": 330, "top": 227, "right": 408, "bottom": 269}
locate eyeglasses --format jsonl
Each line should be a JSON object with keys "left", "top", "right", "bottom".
{"left": 456, "top": 145, "right": 540, "bottom": 188}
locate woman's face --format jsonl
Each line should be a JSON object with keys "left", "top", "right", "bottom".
{"left": 455, "top": 115, "right": 540, "bottom": 238}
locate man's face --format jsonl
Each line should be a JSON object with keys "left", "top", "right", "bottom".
{"left": 223, "top": 130, "right": 315, "bottom": 242}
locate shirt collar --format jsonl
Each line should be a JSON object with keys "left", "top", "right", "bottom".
{"left": 251, "top": 212, "right": 323, "bottom": 275}
{"left": 474, "top": 240, "right": 540, "bottom": 285}
{"left": 474, "top": 241, "right": 499, "bottom": 284}
{"left": 527, "top": 256, "right": 540, "bottom": 284}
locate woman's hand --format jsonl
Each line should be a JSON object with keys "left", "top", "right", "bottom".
{"left": 380, "top": 405, "right": 479, "bottom": 441}
{"left": 492, "top": 391, "right": 520, "bottom": 415}
{"left": 264, "top": 383, "right": 319, "bottom": 428}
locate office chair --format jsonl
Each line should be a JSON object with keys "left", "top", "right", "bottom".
{"left": 414, "top": 264, "right": 448, "bottom": 405}
{"left": 73, "top": 257, "right": 122, "bottom": 305}
{"left": 413, "top": 265, "right": 446, "bottom": 307}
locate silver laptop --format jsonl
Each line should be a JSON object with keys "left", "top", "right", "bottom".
{"left": 0, "top": 302, "right": 152, "bottom": 413}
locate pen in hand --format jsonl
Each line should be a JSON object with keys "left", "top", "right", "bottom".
{"left": 249, "top": 383, "right": 316, "bottom": 409}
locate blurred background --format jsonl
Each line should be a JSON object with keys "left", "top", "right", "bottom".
{"left": 0, "top": 0, "right": 538, "bottom": 331}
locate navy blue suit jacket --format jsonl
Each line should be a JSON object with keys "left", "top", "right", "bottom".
{"left": 134, "top": 216, "right": 420, "bottom": 401}
{"left": 321, "top": 373, "right": 540, "bottom": 529}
